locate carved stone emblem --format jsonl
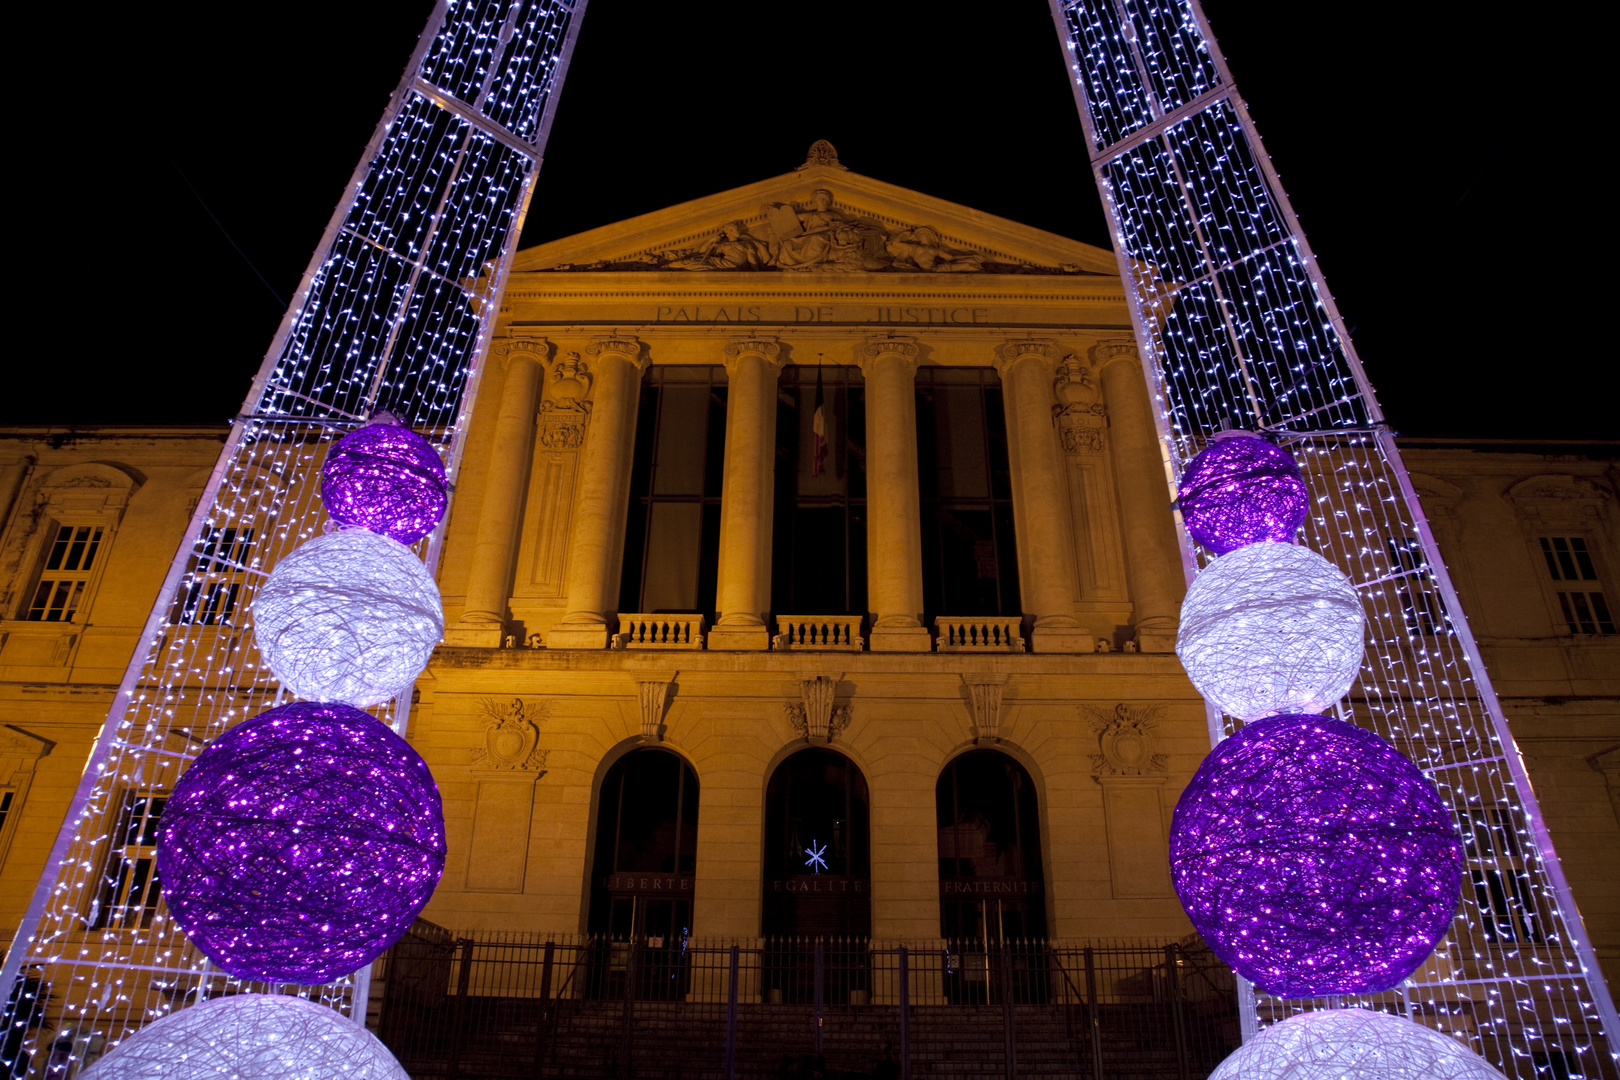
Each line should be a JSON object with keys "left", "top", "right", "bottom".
{"left": 796, "top": 139, "right": 849, "bottom": 171}
{"left": 472, "top": 698, "right": 549, "bottom": 771}
{"left": 1082, "top": 703, "right": 1168, "bottom": 776}
{"left": 785, "top": 676, "right": 850, "bottom": 742}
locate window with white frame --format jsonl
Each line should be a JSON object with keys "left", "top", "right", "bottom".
{"left": 25, "top": 524, "right": 105, "bottom": 622}
{"left": 88, "top": 791, "right": 166, "bottom": 931}
{"left": 172, "top": 524, "right": 255, "bottom": 626}
{"left": 1539, "top": 536, "right": 1615, "bottom": 635}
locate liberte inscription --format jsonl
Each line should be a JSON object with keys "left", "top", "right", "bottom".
{"left": 654, "top": 305, "right": 990, "bottom": 324}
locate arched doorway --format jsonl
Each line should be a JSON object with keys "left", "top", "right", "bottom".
{"left": 763, "top": 747, "right": 872, "bottom": 938}
{"left": 937, "top": 748, "right": 1046, "bottom": 949}
{"left": 587, "top": 748, "right": 699, "bottom": 998}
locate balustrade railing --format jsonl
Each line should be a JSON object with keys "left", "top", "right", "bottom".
{"left": 774, "top": 615, "right": 864, "bottom": 651}
{"left": 934, "top": 617, "right": 1025, "bottom": 652}
{"left": 616, "top": 614, "right": 705, "bottom": 648}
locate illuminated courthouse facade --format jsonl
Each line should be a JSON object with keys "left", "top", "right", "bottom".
{"left": 2, "top": 146, "right": 1616, "bottom": 985}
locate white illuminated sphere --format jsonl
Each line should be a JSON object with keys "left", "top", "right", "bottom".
{"left": 251, "top": 528, "right": 442, "bottom": 707}
{"left": 1176, "top": 541, "right": 1365, "bottom": 721}
{"left": 1208, "top": 1008, "right": 1506, "bottom": 1079}
{"left": 81, "top": 994, "right": 408, "bottom": 1080}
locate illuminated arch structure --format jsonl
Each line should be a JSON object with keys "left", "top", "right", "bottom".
{"left": 1046, "top": 0, "right": 1617, "bottom": 1070}
{"left": 0, "top": 0, "right": 587, "bottom": 1064}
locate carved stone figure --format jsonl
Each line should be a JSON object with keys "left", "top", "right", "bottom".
{"left": 885, "top": 225, "right": 983, "bottom": 273}
{"left": 765, "top": 189, "right": 888, "bottom": 272}
{"left": 666, "top": 221, "right": 773, "bottom": 271}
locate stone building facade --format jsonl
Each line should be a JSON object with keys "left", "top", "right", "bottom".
{"left": 1, "top": 149, "right": 1616, "bottom": 989}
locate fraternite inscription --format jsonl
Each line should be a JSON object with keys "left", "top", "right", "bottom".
{"left": 653, "top": 305, "right": 990, "bottom": 324}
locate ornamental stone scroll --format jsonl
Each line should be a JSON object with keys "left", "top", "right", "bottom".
{"left": 785, "top": 674, "right": 851, "bottom": 742}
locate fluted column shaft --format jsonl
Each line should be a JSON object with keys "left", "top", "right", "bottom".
{"left": 452, "top": 340, "right": 546, "bottom": 647}
{"left": 1096, "top": 341, "right": 1184, "bottom": 651}
{"left": 994, "top": 342, "right": 1089, "bottom": 653}
{"left": 859, "top": 339, "right": 931, "bottom": 651}
{"left": 710, "top": 339, "right": 784, "bottom": 650}
{"left": 548, "top": 338, "right": 647, "bottom": 650}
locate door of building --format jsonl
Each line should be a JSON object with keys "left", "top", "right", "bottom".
{"left": 587, "top": 749, "right": 699, "bottom": 1000}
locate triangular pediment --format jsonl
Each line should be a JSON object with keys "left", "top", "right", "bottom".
{"left": 513, "top": 142, "right": 1116, "bottom": 277}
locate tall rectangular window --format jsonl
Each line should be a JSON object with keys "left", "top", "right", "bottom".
{"left": 26, "top": 525, "right": 104, "bottom": 622}
{"left": 90, "top": 792, "right": 166, "bottom": 931}
{"left": 1540, "top": 536, "right": 1615, "bottom": 634}
{"left": 772, "top": 366, "right": 866, "bottom": 617}
{"left": 916, "top": 368, "right": 1019, "bottom": 619}
{"left": 618, "top": 367, "right": 727, "bottom": 617}
{"left": 173, "top": 525, "right": 255, "bottom": 626}
{"left": 1386, "top": 537, "right": 1445, "bottom": 637}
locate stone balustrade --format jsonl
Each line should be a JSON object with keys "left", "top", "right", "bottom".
{"left": 774, "top": 616, "right": 864, "bottom": 651}
{"left": 934, "top": 617, "right": 1026, "bottom": 653}
{"left": 616, "top": 614, "right": 705, "bottom": 649}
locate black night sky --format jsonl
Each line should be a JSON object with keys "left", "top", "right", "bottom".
{"left": 13, "top": 0, "right": 1607, "bottom": 439}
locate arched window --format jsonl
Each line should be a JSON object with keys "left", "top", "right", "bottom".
{"left": 587, "top": 749, "right": 699, "bottom": 947}
{"left": 936, "top": 750, "right": 1045, "bottom": 943}
{"left": 762, "top": 747, "right": 870, "bottom": 938}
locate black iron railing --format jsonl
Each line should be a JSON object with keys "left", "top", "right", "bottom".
{"left": 373, "top": 923, "right": 1240, "bottom": 1079}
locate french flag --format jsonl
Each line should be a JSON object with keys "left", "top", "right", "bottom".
{"left": 811, "top": 364, "right": 828, "bottom": 477}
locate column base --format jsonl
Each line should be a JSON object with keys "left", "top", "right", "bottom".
{"left": 868, "top": 625, "right": 933, "bottom": 652}
{"left": 1134, "top": 628, "right": 1178, "bottom": 654}
{"left": 1031, "top": 627, "right": 1095, "bottom": 654}
{"left": 706, "top": 625, "right": 770, "bottom": 651}
{"left": 545, "top": 623, "right": 609, "bottom": 650}
{"left": 444, "top": 622, "right": 506, "bottom": 648}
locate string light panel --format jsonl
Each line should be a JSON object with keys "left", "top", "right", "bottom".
{"left": 1046, "top": 0, "right": 1618, "bottom": 1072}
{"left": 0, "top": 0, "right": 587, "bottom": 1069}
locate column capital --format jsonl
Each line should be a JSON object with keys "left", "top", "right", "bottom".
{"left": 585, "top": 335, "right": 649, "bottom": 371}
{"left": 857, "top": 336, "right": 920, "bottom": 377}
{"left": 993, "top": 339, "right": 1062, "bottom": 375}
{"left": 1089, "top": 338, "right": 1142, "bottom": 372}
{"left": 490, "top": 335, "right": 553, "bottom": 366}
{"left": 722, "top": 336, "right": 785, "bottom": 371}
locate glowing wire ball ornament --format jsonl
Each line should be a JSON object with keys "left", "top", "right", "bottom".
{"left": 156, "top": 702, "right": 446, "bottom": 985}
{"left": 1206, "top": 1007, "right": 1507, "bottom": 1080}
{"left": 1176, "top": 433, "right": 1310, "bottom": 555}
{"left": 1169, "top": 713, "right": 1463, "bottom": 998}
{"left": 251, "top": 528, "right": 442, "bottom": 707}
{"left": 320, "top": 414, "right": 448, "bottom": 544}
{"left": 1176, "top": 541, "right": 1365, "bottom": 721}
{"left": 80, "top": 992, "right": 409, "bottom": 1080}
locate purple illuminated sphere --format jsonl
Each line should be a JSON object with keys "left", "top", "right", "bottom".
{"left": 1177, "top": 434, "right": 1310, "bottom": 554}
{"left": 1169, "top": 713, "right": 1463, "bottom": 998}
{"left": 157, "top": 701, "right": 446, "bottom": 985}
{"left": 320, "top": 420, "right": 447, "bottom": 544}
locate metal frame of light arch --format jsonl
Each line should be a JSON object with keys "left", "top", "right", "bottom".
{"left": 1045, "top": 0, "right": 1618, "bottom": 1071}
{"left": 0, "top": 0, "right": 588, "bottom": 1064}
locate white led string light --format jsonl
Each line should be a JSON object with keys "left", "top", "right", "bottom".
{"left": 0, "top": 1, "right": 587, "bottom": 1072}
{"left": 1046, "top": 0, "right": 1618, "bottom": 1075}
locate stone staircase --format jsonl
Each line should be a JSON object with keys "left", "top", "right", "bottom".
{"left": 390, "top": 998, "right": 1234, "bottom": 1079}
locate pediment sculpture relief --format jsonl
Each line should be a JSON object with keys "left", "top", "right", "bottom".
{"left": 549, "top": 187, "right": 1093, "bottom": 276}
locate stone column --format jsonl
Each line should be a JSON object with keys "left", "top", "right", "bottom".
{"left": 709, "top": 338, "right": 784, "bottom": 651}
{"left": 546, "top": 337, "right": 647, "bottom": 650}
{"left": 994, "top": 341, "right": 1090, "bottom": 653}
{"left": 1094, "top": 340, "right": 1183, "bottom": 652}
{"left": 448, "top": 338, "right": 548, "bottom": 647}
{"left": 858, "top": 338, "right": 931, "bottom": 651}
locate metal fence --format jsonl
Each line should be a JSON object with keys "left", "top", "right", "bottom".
{"left": 373, "top": 922, "right": 1240, "bottom": 1079}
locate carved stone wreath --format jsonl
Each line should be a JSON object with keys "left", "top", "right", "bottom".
{"left": 1081, "top": 703, "right": 1168, "bottom": 776}
{"left": 471, "top": 698, "right": 550, "bottom": 771}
